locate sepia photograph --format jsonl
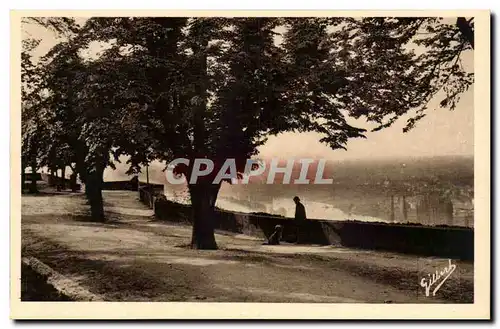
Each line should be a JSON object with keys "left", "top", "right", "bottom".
{"left": 10, "top": 10, "right": 490, "bottom": 320}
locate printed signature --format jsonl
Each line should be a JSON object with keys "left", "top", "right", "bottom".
{"left": 420, "top": 259, "right": 457, "bottom": 297}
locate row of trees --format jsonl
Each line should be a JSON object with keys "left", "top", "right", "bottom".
{"left": 21, "top": 17, "right": 474, "bottom": 249}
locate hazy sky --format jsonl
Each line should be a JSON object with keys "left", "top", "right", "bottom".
{"left": 259, "top": 85, "right": 474, "bottom": 160}
{"left": 22, "top": 18, "right": 474, "bottom": 161}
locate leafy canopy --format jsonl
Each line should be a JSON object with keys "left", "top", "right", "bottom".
{"left": 22, "top": 17, "right": 474, "bottom": 181}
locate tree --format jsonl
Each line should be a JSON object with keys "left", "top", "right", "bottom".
{"left": 21, "top": 38, "right": 43, "bottom": 193}
{"left": 22, "top": 17, "right": 80, "bottom": 37}
{"left": 22, "top": 17, "right": 163, "bottom": 220}
{"left": 21, "top": 18, "right": 81, "bottom": 192}
{"left": 26, "top": 16, "right": 474, "bottom": 247}
{"left": 329, "top": 17, "right": 474, "bottom": 132}
{"left": 37, "top": 39, "right": 156, "bottom": 220}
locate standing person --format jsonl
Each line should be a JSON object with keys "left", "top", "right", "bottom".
{"left": 293, "top": 196, "right": 307, "bottom": 243}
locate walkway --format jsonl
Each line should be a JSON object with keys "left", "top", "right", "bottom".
{"left": 21, "top": 190, "right": 473, "bottom": 303}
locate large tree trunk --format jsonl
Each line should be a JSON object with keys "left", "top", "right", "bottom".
{"left": 188, "top": 183, "right": 220, "bottom": 250}
{"left": 74, "top": 159, "right": 89, "bottom": 201}
{"left": 60, "top": 166, "right": 66, "bottom": 190}
{"left": 56, "top": 168, "right": 62, "bottom": 191}
{"left": 86, "top": 168, "right": 105, "bottom": 222}
{"left": 70, "top": 172, "right": 77, "bottom": 192}
{"left": 68, "top": 164, "right": 77, "bottom": 192}
{"left": 29, "top": 160, "right": 38, "bottom": 194}
{"left": 188, "top": 22, "right": 213, "bottom": 249}
{"left": 21, "top": 164, "right": 26, "bottom": 192}
{"left": 48, "top": 168, "right": 56, "bottom": 186}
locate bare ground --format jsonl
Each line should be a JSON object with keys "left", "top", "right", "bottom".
{"left": 20, "top": 189, "right": 473, "bottom": 303}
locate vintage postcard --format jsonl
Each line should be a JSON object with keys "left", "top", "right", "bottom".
{"left": 11, "top": 10, "right": 490, "bottom": 320}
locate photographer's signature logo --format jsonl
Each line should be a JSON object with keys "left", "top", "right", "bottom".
{"left": 420, "top": 259, "right": 457, "bottom": 297}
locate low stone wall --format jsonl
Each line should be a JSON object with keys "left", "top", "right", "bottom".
{"left": 40, "top": 173, "right": 81, "bottom": 190}
{"left": 139, "top": 186, "right": 165, "bottom": 209}
{"left": 40, "top": 173, "right": 58, "bottom": 185}
{"left": 24, "top": 172, "right": 42, "bottom": 182}
{"left": 21, "top": 263, "right": 73, "bottom": 301}
{"left": 103, "top": 177, "right": 163, "bottom": 191}
{"left": 21, "top": 256, "right": 103, "bottom": 301}
{"left": 139, "top": 187, "right": 154, "bottom": 208}
{"left": 150, "top": 197, "right": 474, "bottom": 261}
{"left": 102, "top": 180, "right": 137, "bottom": 191}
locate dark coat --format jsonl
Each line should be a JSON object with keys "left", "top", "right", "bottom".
{"left": 295, "top": 202, "right": 307, "bottom": 221}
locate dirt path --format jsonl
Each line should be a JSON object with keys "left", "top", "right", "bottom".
{"left": 21, "top": 190, "right": 472, "bottom": 303}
